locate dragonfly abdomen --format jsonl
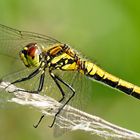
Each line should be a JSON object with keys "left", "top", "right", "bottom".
{"left": 80, "top": 61, "right": 140, "bottom": 99}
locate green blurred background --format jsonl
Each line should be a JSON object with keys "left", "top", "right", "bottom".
{"left": 0, "top": 0, "right": 140, "bottom": 140}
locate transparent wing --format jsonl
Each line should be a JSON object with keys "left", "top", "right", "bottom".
{"left": 0, "top": 24, "right": 61, "bottom": 58}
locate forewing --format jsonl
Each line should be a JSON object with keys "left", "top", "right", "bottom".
{"left": 0, "top": 24, "right": 60, "bottom": 57}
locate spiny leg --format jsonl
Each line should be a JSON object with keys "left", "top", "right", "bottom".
{"left": 49, "top": 70, "right": 75, "bottom": 127}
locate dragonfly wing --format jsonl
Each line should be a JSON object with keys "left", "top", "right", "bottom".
{"left": 0, "top": 24, "right": 60, "bottom": 59}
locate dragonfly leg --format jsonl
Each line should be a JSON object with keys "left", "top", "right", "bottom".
{"left": 4, "top": 67, "right": 40, "bottom": 92}
{"left": 6, "top": 66, "right": 46, "bottom": 94}
{"left": 36, "top": 70, "right": 45, "bottom": 92}
{"left": 15, "top": 69, "right": 45, "bottom": 94}
{"left": 49, "top": 72, "right": 65, "bottom": 102}
{"left": 11, "top": 68, "right": 41, "bottom": 85}
{"left": 33, "top": 114, "right": 45, "bottom": 128}
{"left": 49, "top": 70, "right": 75, "bottom": 127}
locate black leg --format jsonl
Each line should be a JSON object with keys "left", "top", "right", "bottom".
{"left": 5, "top": 67, "right": 41, "bottom": 93}
{"left": 11, "top": 68, "right": 41, "bottom": 85}
{"left": 33, "top": 114, "right": 45, "bottom": 128}
{"left": 15, "top": 69, "right": 45, "bottom": 94}
{"left": 36, "top": 70, "right": 45, "bottom": 92}
{"left": 49, "top": 70, "right": 75, "bottom": 127}
{"left": 49, "top": 72, "right": 65, "bottom": 102}
{"left": 6, "top": 65, "right": 46, "bottom": 94}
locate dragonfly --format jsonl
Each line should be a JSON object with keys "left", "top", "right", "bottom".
{"left": 0, "top": 24, "right": 140, "bottom": 128}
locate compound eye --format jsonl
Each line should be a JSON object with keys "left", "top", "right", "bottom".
{"left": 27, "top": 46, "right": 37, "bottom": 59}
{"left": 20, "top": 43, "right": 42, "bottom": 68}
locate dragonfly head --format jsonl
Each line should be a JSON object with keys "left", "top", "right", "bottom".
{"left": 19, "top": 43, "right": 42, "bottom": 68}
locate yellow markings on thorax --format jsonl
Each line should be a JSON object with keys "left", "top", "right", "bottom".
{"left": 50, "top": 52, "right": 78, "bottom": 71}
{"left": 43, "top": 43, "right": 64, "bottom": 53}
{"left": 51, "top": 53, "right": 68, "bottom": 64}
{"left": 61, "top": 62, "right": 77, "bottom": 70}
{"left": 49, "top": 46, "right": 63, "bottom": 56}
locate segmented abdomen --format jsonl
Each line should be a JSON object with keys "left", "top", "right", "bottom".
{"left": 79, "top": 61, "right": 140, "bottom": 99}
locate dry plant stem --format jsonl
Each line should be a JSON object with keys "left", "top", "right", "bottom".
{"left": 0, "top": 82, "right": 140, "bottom": 140}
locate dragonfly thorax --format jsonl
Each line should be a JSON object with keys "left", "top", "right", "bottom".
{"left": 19, "top": 43, "right": 42, "bottom": 68}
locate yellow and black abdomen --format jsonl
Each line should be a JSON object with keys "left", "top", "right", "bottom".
{"left": 80, "top": 61, "right": 140, "bottom": 99}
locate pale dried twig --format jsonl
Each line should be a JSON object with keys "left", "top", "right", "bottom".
{"left": 0, "top": 81, "right": 140, "bottom": 140}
